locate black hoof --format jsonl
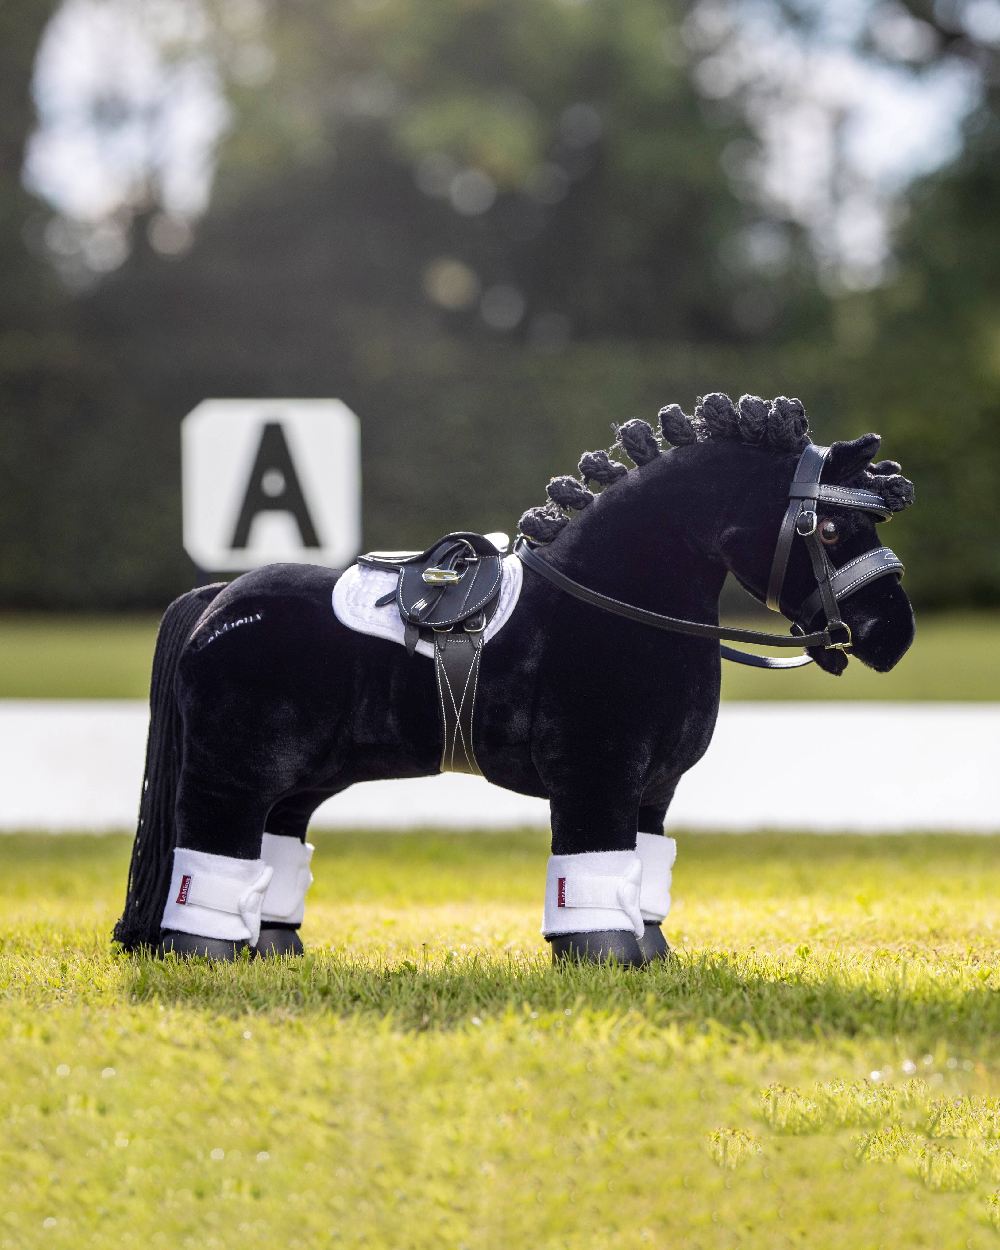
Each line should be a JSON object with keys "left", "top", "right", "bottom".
{"left": 637, "top": 922, "right": 672, "bottom": 963}
{"left": 549, "top": 929, "right": 647, "bottom": 968}
{"left": 158, "top": 930, "right": 250, "bottom": 960}
{"left": 254, "top": 926, "right": 304, "bottom": 957}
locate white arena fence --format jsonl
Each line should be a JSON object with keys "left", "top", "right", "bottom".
{"left": 0, "top": 701, "right": 996, "bottom": 834}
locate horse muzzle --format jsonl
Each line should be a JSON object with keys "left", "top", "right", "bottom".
{"left": 808, "top": 574, "right": 915, "bottom": 674}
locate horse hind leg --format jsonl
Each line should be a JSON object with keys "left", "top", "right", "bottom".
{"left": 161, "top": 780, "right": 333, "bottom": 960}
{"left": 253, "top": 793, "right": 333, "bottom": 957}
{"left": 160, "top": 780, "right": 277, "bottom": 960}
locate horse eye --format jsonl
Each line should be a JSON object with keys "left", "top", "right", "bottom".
{"left": 820, "top": 520, "right": 840, "bottom": 546}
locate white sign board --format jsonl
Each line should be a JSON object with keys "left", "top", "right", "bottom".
{"left": 181, "top": 399, "right": 361, "bottom": 571}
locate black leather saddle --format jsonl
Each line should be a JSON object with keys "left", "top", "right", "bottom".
{"left": 360, "top": 531, "right": 504, "bottom": 635}
{"left": 357, "top": 532, "right": 508, "bottom": 775}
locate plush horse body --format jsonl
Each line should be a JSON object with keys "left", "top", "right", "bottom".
{"left": 115, "top": 394, "right": 915, "bottom": 965}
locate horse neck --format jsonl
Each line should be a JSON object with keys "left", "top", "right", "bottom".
{"left": 541, "top": 445, "right": 748, "bottom": 619}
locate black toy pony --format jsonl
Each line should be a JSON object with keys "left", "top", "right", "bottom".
{"left": 115, "top": 393, "right": 915, "bottom": 966}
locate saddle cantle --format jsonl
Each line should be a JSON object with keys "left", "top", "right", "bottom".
{"left": 357, "top": 532, "right": 508, "bottom": 776}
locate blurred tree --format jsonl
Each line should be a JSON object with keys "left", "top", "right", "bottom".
{"left": 199, "top": 0, "right": 813, "bottom": 343}
{"left": 0, "top": 0, "right": 79, "bottom": 602}
{"left": 0, "top": 0, "right": 62, "bottom": 331}
{"left": 2, "top": 0, "right": 998, "bottom": 608}
{"left": 836, "top": 0, "right": 1000, "bottom": 604}
{"left": 15, "top": 0, "right": 810, "bottom": 606}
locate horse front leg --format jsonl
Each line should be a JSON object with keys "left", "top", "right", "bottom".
{"left": 634, "top": 799, "right": 678, "bottom": 962}
{"left": 545, "top": 791, "right": 672, "bottom": 967}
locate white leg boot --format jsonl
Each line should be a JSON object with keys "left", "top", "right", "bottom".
{"left": 256, "top": 833, "right": 315, "bottom": 956}
{"left": 635, "top": 833, "right": 677, "bottom": 960}
{"left": 160, "top": 847, "right": 273, "bottom": 959}
{"left": 542, "top": 850, "right": 649, "bottom": 965}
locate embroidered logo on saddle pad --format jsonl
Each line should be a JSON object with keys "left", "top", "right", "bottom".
{"left": 176, "top": 874, "right": 192, "bottom": 905}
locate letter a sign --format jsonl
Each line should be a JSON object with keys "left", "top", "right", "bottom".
{"left": 182, "top": 399, "right": 361, "bottom": 571}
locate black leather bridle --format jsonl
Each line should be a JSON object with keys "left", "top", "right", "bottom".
{"left": 517, "top": 442, "right": 905, "bottom": 669}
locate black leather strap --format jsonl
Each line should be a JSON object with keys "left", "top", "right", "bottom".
{"left": 434, "top": 630, "right": 484, "bottom": 774}
{"left": 796, "top": 546, "right": 904, "bottom": 629}
{"left": 814, "top": 484, "right": 892, "bottom": 516}
{"left": 718, "top": 644, "right": 814, "bottom": 669}
{"left": 517, "top": 540, "right": 838, "bottom": 652}
{"left": 802, "top": 524, "right": 843, "bottom": 632}
{"left": 766, "top": 443, "right": 829, "bottom": 611}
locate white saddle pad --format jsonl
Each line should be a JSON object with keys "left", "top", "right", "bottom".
{"left": 332, "top": 554, "right": 523, "bottom": 659}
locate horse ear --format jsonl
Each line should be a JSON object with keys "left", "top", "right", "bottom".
{"left": 826, "top": 433, "right": 881, "bottom": 482}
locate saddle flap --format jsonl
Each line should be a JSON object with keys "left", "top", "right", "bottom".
{"left": 388, "top": 532, "right": 504, "bottom": 629}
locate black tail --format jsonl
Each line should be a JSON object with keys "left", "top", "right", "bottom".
{"left": 113, "top": 583, "right": 225, "bottom": 951}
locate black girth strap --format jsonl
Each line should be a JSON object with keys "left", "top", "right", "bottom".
{"left": 360, "top": 531, "right": 504, "bottom": 772}
{"left": 434, "top": 629, "right": 485, "bottom": 775}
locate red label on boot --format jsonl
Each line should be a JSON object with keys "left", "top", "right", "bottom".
{"left": 176, "top": 874, "right": 192, "bottom": 905}
{"left": 557, "top": 877, "right": 566, "bottom": 907}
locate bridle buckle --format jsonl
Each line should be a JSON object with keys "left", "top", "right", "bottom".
{"left": 824, "top": 621, "right": 853, "bottom": 652}
{"left": 795, "top": 509, "right": 817, "bottom": 537}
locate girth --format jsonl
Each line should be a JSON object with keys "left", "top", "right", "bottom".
{"left": 358, "top": 532, "right": 506, "bottom": 774}
{"left": 517, "top": 443, "right": 904, "bottom": 669}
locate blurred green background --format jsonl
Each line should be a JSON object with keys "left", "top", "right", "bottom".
{"left": 2, "top": 0, "right": 999, "bottom": 613}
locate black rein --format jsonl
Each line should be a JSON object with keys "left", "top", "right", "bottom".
{"left": 517, "top": 541, "right": 819, "bottom": 669}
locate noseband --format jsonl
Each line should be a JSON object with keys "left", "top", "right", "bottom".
{"left": 517, "top": 442, "right": 905, "bottom": 670}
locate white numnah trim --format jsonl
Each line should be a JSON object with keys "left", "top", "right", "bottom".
{"left": 332, "top": 553, "right": 523, "bottom": 660}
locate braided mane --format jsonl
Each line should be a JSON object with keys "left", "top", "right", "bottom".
{"left": 518, "top": 392, "right": 914, "bottom": 543}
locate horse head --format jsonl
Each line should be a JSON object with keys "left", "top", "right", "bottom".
{"left": 521, "top": 391, "right": 916, "bottom": 676}
{"left": 702, "top": 394, "right": 916, "bottom": 675}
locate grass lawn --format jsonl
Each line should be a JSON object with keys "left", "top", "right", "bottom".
{"left": 0, "top": 610, "right": 997, "bottom": 701}
{"left": 3, "top": 830, "right": 1000, "bottom": 1248}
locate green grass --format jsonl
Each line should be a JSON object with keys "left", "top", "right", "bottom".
{"left": 1, "top": 610, "right": 998, "bottom": 700}
{"left": 0, "top": 615, "right": 160, "bottom": 700}
{"left": 3, "top": 830, "right": 1000, "bottom": 1248}
{"left": 720, "top": 611, "right": 1000, "bottom": 702}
